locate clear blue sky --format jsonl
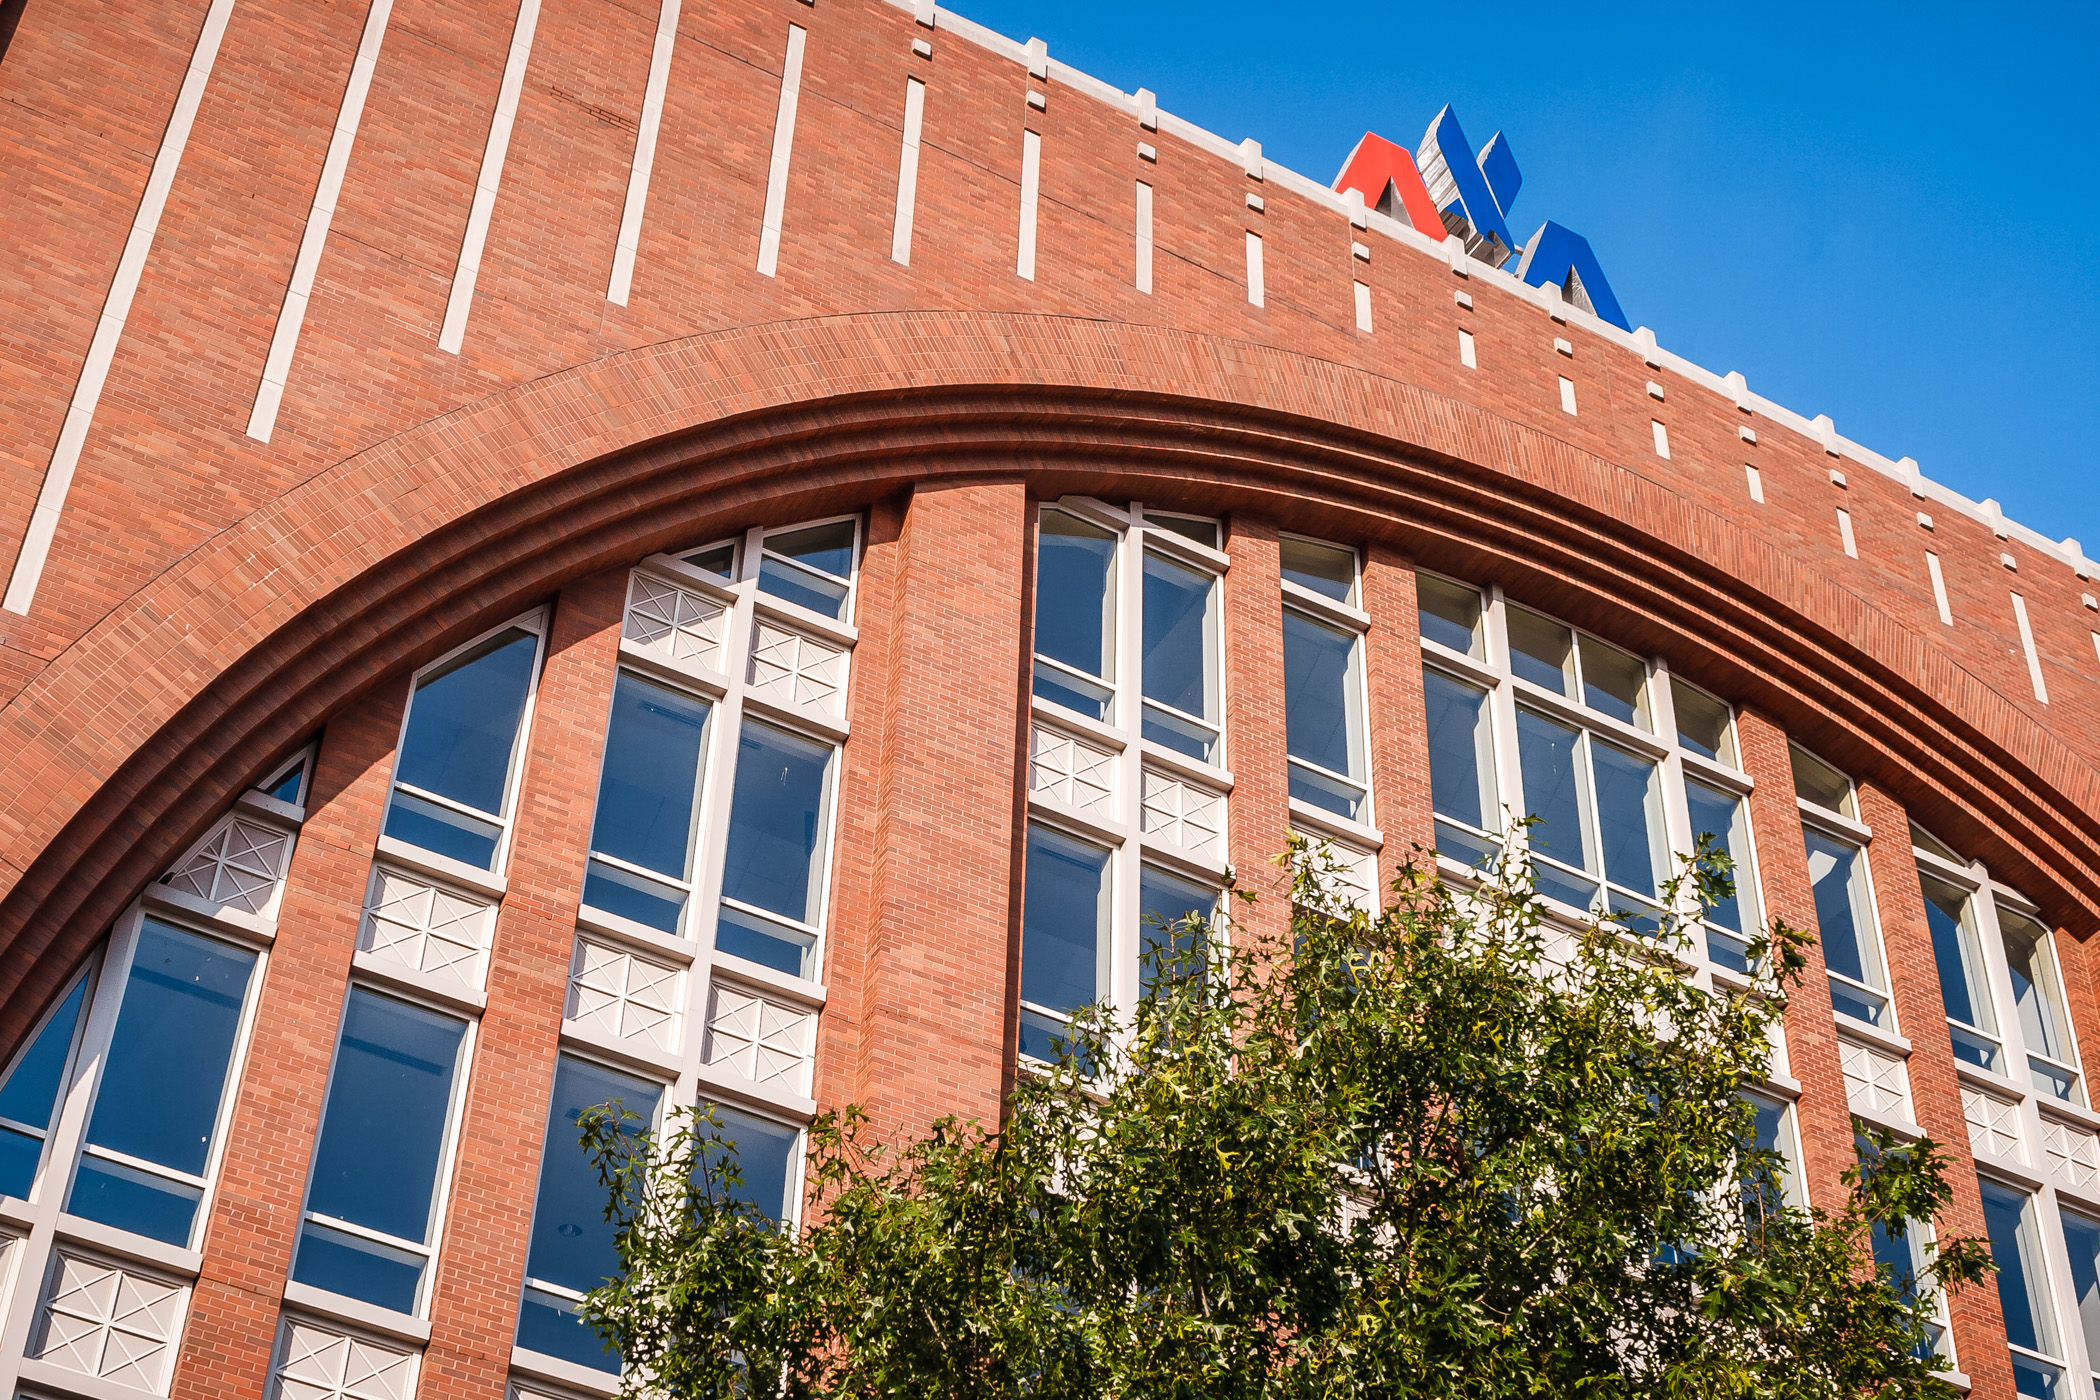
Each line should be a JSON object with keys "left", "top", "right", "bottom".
{"left": 955, "top": 0, "right": 2100, "bottom": 550}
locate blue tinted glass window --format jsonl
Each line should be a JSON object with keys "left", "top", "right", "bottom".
{"left": 1516, "top": 710, "right": 1586, "bottom": 871}
{"left": 526, "top": 1058, "right": 662, "bottom": 1294}
{"left": 590, "top": 674, "right": 710, "bottom": 880}
{"left": 70, "top": 1156, "right": 203, "bottom": 1245}
{"left": 82, "top": 924, "right": 255, "bottom": 1177}
{"left": 0, "top": 977, "right": 87, "bottom": 1133}
{"left": 757, "top": 522, "right": 855, "bottom": 619}
{"left": 265, "top": 760, "right": 306, "bottom": 804}
{"left": 294, "top": 1223, "right": 426, "bottom": 1314}
{"left": 1278, "top": 538, "right": 1353, "bottom": 602}
{"left": 1804, "top": 832, "right": 1874, "bottom": 986}
{"left": 719, "top": 723, "right": 832, "bottom": 924}
{"left": 765, "top": 521, "right": 855, "bottom": 579}
{"left": 2060, "top": 1209, "right": 2100, "bottom": 1373}
{"left": 703, "top": 1104, "right": 798, "bottom": 1225}
{"left": 1282, "top": 610, "right": 1361, "bottom": 780}
{"left": 1035, "top": 512, "right": 1117, "bottom": 682}
{"left": 1142, "top": 553, "right": 1215, "bottom": 720}
{"left": 1684, "top": 781, "right": 1748, "bottom": 932}
{"left": 381, "top": 791, "right": 501, "bottom": 869}
{"left": 1921, "top": 878, "right": 1992, "bottom": 1031}
{"left": 395, "top": 628, "right": 538, "bottom": 816}
{"left": 714, "top": 906, "right": 815, "bottom": 978}
{"left": 304, "top": 990, "right": 466, "bottom": 1246}
{"left": 1982, "top": 1180, "right": 2058, "bottom": 1356}
{"left": 1592, "top": 742, "right": 1661, "bottom": 898}
{"left": 1021, "top": 826, "right": 1109, "bottom": 1018}
{"left": 1139, "top": 867, "right": 1211, "bottom": 993}
{"left": 1423, "top": 669, "right": 1491, "bottom": 830}
{"left": 0, "top": 977, "right": 88, "bottom": 1201}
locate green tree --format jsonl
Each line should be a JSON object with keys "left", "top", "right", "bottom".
{"left": 579, "top": 841, "right": 1988, "bottom": 1398}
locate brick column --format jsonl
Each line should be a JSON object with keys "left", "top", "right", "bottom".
{"left": 1361, "top": 544, "right": 1433, "bottom": 889}
{"left": 1221, "top": 517, "right": 1292, "bottom": 960}
{"left": 852, "top": 480, "right": 1030, "bottom": 1138}
{"left": 173, "top": 690, "right": 407, "bottom": 1400}
{"left": 418, "top": 575, "right": 628, "bottom": 1400}
{"left": 1856, "top": 781, "right": 2014, "bottom": 1400}
{"left": 1734, "top": 709, "right": 1855, "bottom": 1211}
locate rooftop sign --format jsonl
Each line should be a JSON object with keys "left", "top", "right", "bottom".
{"left": 1334, "top": 107, "right": 1629, "bottom": 330}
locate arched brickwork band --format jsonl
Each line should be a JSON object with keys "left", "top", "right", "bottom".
{"left": 0, "top": 311, "right": 2096, "bottom": 1050}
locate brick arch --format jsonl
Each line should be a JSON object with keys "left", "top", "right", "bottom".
{"left": 1, "top": 309, "right": 2096, "bottom": 1049}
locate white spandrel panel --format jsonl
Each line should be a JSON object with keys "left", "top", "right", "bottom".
{"left": 359, "top": 866, "right": 495, "bottom": 996}
{"left": 1962, "top": 1085, "right": 2026, "bottom": 1164}
{"left": 1140, "top": 767, "right": 1224, "bottom": 861}
{"left": 566, "top": 936, "right": 684, "bottom": 1059}
{"left": 1031, "top": 724, "right": 1115, "bottom": 819}
{"left": 33, "top": 1252, "right": 188, "bottom": 1393}
{"left": 274, "top": 1317, "right": 419, "bottom": 1400}
{"left": 746, "top": 620, "right": 848, "bottom": 716}
{"left": 2042, "top": 1115, "right": 2100, "bottom": 1195}
{"left": 1838, "top": 1039, "right": 1911, "bottom": 1121}
{"left": 624, "top": 572, "right": 729, "bottom": 673}
{"left": 161, "top": 811, "right": 295, "bottom": 918}
{"left": 701, "top": 980, "right": 815, "bottom": 1100}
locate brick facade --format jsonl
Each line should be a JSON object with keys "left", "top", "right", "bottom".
{"left": 2, "top": 1, "right": 2096, "bottom": 1396}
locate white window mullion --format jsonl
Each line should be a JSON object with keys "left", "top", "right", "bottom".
{"left": 1109, "top": 504, "right": 1146, "bottom": 1024}
{"left": 1480, "top": 587, "right": 1528, "bottom": 863}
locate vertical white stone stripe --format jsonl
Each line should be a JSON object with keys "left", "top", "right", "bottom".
{"left": 1015, "top": 129, "right": 1041, "bottom": 281}
{"left": 1745, "top": 463, "right": 1764, "bottom": 503}
{"left": 888, "top": 77, "right": 925, "bottom": 267}
{"left": 438, "top": 0, "right": 542, "bottom": 353}
{"left": 246, "top": 0, "right": 395, "bottom": 442}
{"left": 1836, "top": 508, "right": 1857, "bottom": 558}
{"left": 1457, "top": 328, "right": 1476, "bottom": 369}
{"left": 1557, "top": 376, "right": 1577, "bottom": 415}
{"left": 1352, "top": 280, "right": 1372, "bottom": 333}
{"left": 755, "top": 24, "right": 807, "bottom": 278}
{"left": 1651, "top": 419, "right": 1671, "bottom": 458}
{"left": 1244, "top": 231, "right": 1264, "bottom": 306}
{"left": 1133, "top": 180, "right": 1153, "bottom": 294}
{"left": 606, "top": 0, "right": 681, "bottom": 305}
{"left": 2011, "top": 592, "right": 2049, "bottom": 704}
{"left": 2, "top": 0, "right": 238, "bottom": 616}
{"left": 1926, "top": 551, "right": 1953, "bottom": 624}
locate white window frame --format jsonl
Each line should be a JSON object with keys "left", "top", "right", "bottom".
{"left": 288, "top": 980, "right": 479, "bottom": 1322}
{"left": 514, "top": 1049, "right": 672, "bottom": 1375}
{"left": 379, "top": 609, "right": 551, "bottom": 877}
{"left": 752, "top": 514, "right": 863, "bottom": 628}
{"left": 0, "top": 963, "right": 99, "bottom": 1209}
{"left": 1416, "top": 577, "right": 1768, "bottom": 994}
{"left": 1279, "top": 534, "right": 1374, "bottom": 832}
{"left": 59, "top": 905, "right": 271, "bottom": 1254}
{"left": 1021, "top": 498, "right": 1232, "bottom": 1059}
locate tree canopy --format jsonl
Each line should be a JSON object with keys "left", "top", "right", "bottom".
{"left": 579, "top": 842, "right": 1987, "bottom": 1399}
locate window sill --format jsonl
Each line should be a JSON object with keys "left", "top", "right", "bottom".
{"left": 637, "top": 553, "right": 741, "bottom": 605}
{"left": 1846, "top": 1101, "right": 1926, "bottom": 1147}
{"left": 1419, "top": 640, "right": 1498, "bottom": 689}
{"left": 741, "top": 686, "right": 850, "bottom": 745}
{"left": 511, "top": 1345, "right": 621, "bottom": 1397}
{"left": 1027, "top": 793, "right": 1129, "bottom": 847}
{"left": 1678, "top": 748, "right": 1752, "bottom": 795}
{"left": 1141, "top": 523, "right": 1231, "bottom": 575}
{"left": 19, "top": 1357, "right": 180, "bottom": 1400}
{"left": 374, "top": 836, "right": 507, "bottom": 900}
{"left": 1974, "top": 1153, "right": 2047, "bottom": 1194}
{"left": 1795, "top": 798, "right": 1873, "bottom": 845}
{"left": 752, "top": 591, "right": 859, "bottom": 650}
{"left": 1281, "top": 578, "right": 1370, "bottom": 631}
{"left": 1912, "top": 845, "right": 1981, "bottom": 891}
{"left": 1287, "top": 797, "right": 1382, "bottom": 850}
{"left": 693, "top": 1061, "right": 817, "bottom": 1124}
{"left": 1139, "top": 738, "right": 1233, "bottom": 791}
{"left": 560, "top": 1015, "right": 684, "bottom": 1081}
{"left": 238, "top": 787, "right": 307, "bottom": 825}
{"left": 282, "top": 1280, "right": 432, "bottom": 1346}
{"left": 0, "top": 1193, "right": 34, "bottom": 1231}
{"left": 1831, "top": 1011, "right": 1910, "bottom": 1059}
{"left": 1954, "top": 1059, "right": 2031, "bottom": 1105}
{"left": 577, "top": 905, "right": 697, "bottom": 966}
{"left": 351, "top": 949, "right": 488, "bottom": 1016}
{"left": 53, "top": 1212, "right": 201, "bottom": 1278}
{"left": 616, "top": 634, "right": 733, "bottom": 698}
{"left": 1030, "top": 696, "right": 1127, "bottom": 752}
{"left": 142, "top": 881, "right": 279, "bottom": 945}
{"left": 710, "top": 950, "right": 827, "bottom": 1010}
{"left": 2033, "top": 1091, "right": 2100, "bottom": 1136}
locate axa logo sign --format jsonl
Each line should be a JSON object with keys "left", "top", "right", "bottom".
{"left": 1334, "top": 107, "right": 1629, "bottom": 331}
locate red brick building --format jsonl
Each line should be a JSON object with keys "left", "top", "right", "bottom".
{"left": 0, "top": 0, "right": 2095, "bottom": 1396}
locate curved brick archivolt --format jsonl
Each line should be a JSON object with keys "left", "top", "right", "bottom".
{"left": 0, "top": 312, "right": 2095, "bottom": 1052}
